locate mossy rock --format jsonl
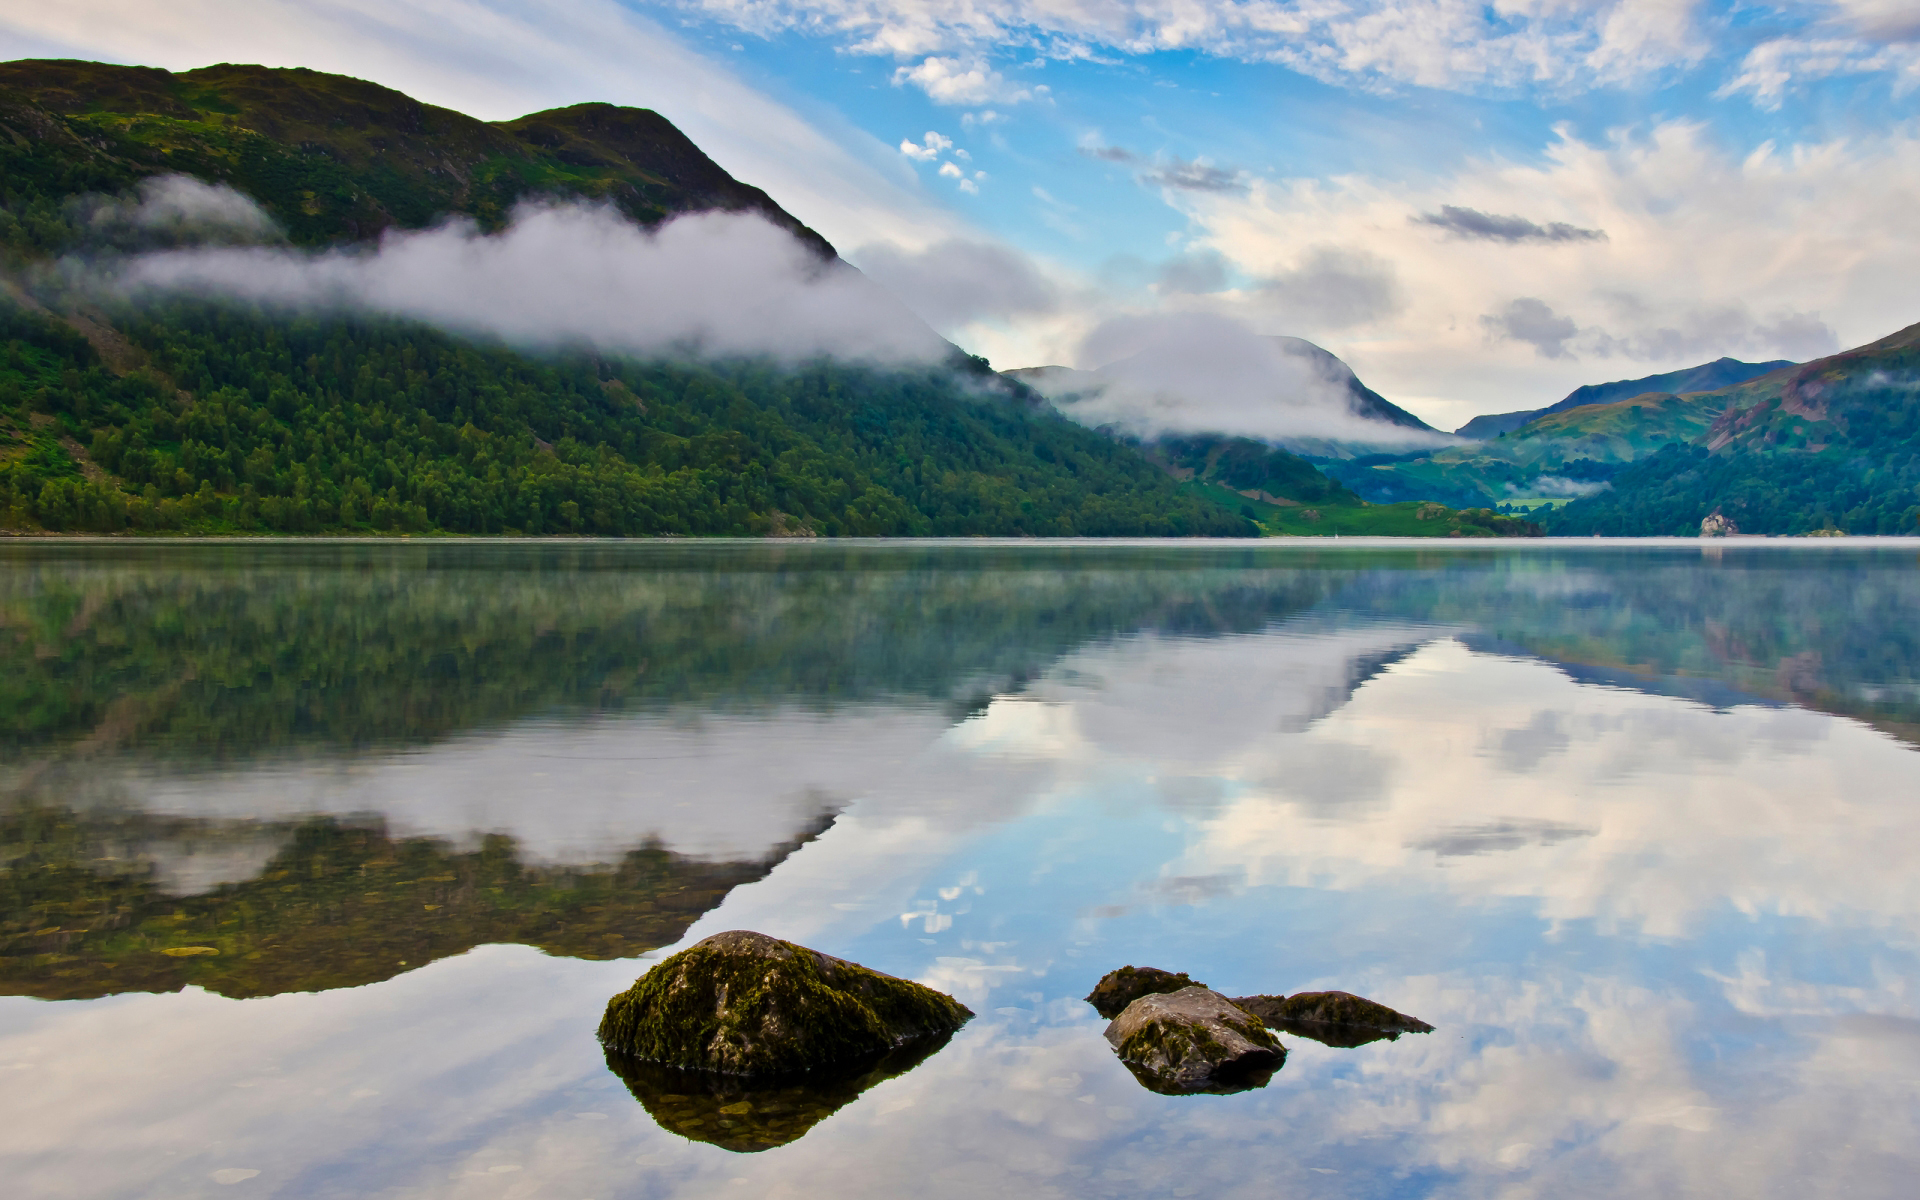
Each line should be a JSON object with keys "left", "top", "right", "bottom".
{"left": 1104, "top": 986, "right": 1283, "bottom": 1095}
{"left": 1085, "top": 965, "right": 1207, "bottom": 1019}
{"left": 597, "top": 930, "right": 972, "bottom": 1075}
{"left": 1231, "top": 991, "right": 1432, "bottom": 1037}
{"left": 605, "top": 1032, "right": 952, "bottom": 1152}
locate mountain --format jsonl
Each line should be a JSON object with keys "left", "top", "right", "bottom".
{"left": 0, "top": 58, "right": 832, "bottom": 255}
{"left": 1267, "top": 336, "right": 1435, "bottom": 432}
{"left": 0, "top": 59, "right": 1257, "bottom": 537}
{"left": 1453, "top": 357, "right": 1796, "bottom": 439}
{"left": 1331, "top": 360, "right": 1807, "bottom": 508}
{"left": 1007, "top": 363, "right": 1535, "bottom": 536}
{"left": 1549, "top": 322, "right": 1920, "bottom": 535}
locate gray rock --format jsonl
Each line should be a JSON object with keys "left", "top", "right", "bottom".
{"left": 1104, "top": 986, "right": 1284, "bottom": 1094}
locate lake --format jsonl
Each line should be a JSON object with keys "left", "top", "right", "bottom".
{"left": 3, "top": 538, "right": 1918, "bottom": 1199}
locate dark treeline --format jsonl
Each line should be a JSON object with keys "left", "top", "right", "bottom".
{"left": 1549, "top": 443, "right": 1920, "bottom": 536}
{"left": 0, "top": 298, "right": 1254, "bottom": 538}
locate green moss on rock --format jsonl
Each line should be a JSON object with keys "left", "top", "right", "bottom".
{"left": 597, "top": 930, "right": 972, "bottom": 1076}
{"left": 1104, "top": 986, "right": 1283, "bottom": 1095}
{"left": 1085, "top": 965, "right": 1207, "bottom": 1019}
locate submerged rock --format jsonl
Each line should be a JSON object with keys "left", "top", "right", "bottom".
{"left": 598, "top": 930, "right": 972, "bottom": 1075}
{"left": 1105, "top": 986, "right": 1283, "bottom": 1094}
{"left": 1229, "top": 991, "right": 1433, "bottom": 1040}
{"left": 1085, "top": 965, "right": 1208, "bottom": 1019}
{"left": 606, "top": 1033, "right": 952, "bottom": 1152}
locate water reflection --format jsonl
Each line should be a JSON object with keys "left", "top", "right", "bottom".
{"left": 0, "top": 805, "right": 828, "bottom": 999}
{"left": 0, "top": 541, "right": 1916, "bottom": 1198}
{"left": 606, "top": 1035, "right": 955, "bottom": 1152}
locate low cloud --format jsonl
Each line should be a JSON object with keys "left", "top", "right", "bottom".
{"left": 1032, "top": 311, "right": 1447, "bottom": 445}
{"left": 1080, "top": 143, "right": 1138, "bottom": 164}
{"left": 1519, "top": 476, "right": 1609, "bottom": 498}
{"left": 853, "top": 238, "right": 1058, "bottom": 330}
{"left": 1415, "top": 205, "right": 1606, "bottom": 244}
{"left": 81, "top": 174, "right": 284, "bottom": 247}
{"left": 111, "top": 201, "right": 947, "bottom": 364}
{"left": 1483, "top": 298, "right": 1582, "bottom": 358}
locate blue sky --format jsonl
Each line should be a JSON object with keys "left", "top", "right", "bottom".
{"left": 4, "top": 0, "right": 1918, "bottom": 426}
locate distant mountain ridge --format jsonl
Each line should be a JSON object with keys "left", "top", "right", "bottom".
{"left": 1549, "top": 321, "right": 1920, "bottom": 535}
{"left": 1454, "top": 357, "right": 1796, "bottom": 439}
{"left": 1267, "top": 336, "right": 1435, "bottom": 432}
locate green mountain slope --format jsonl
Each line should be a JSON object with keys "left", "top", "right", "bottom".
{"left": 1454, "top": 357, "right": 1793, "bottom": 438}
{"left": 0, "top": 58, "right": 831, "bottom": 255}
{"left": 0, "top": 58, "right": 1262, "bottom": 537}
{"left": 1332, "top": 382, "right": 1750, "bottom": 508}
{"left": 0, "top": 294, "right": 1254, "bottom": 536}
{"left": 1549, "top": 322, "right": 1920, "bottom": 535}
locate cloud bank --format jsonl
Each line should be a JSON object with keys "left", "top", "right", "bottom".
{"left": 1028, "top": 311, "right": 1449, "bottom": 446}
{"left": 113, "top": 197, "right": 948, "bottom": 364}
{"left": 853, "top": 237, "right": 1058, "bottom": 331}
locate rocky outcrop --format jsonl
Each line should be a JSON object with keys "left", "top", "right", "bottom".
{"left": 1085, "top": 965, "right": 1208, "bottom": 1019}
{"left": 1104, "top": 986, "right": 1283, "bottom": 1094}
{"left": 598, "top": 930, "right": 972, "bottom": 1075}
{"left": 1230, "top": 990, "right": 1433, "bottom": 1040}
{"left": 1701, "top": 510, "right": 1738, "bottom": 536}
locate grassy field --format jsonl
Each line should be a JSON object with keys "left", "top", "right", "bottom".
{"left": 1182, "top": 481, "right": 1542, "bottom": 538}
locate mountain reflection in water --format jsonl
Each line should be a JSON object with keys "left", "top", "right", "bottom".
{"left": 0, "top": 541, "right": 1917, "bottom": 1199}
{"left": 0, "top": 807, "right": 829, "bottom": 1000}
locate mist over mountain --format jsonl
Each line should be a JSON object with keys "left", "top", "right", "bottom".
{"left": 1009, "top": 312, "right": 1442, "bottom": 456}
{"left": 0, "top": 58, "right": 1254, "bottom": 538}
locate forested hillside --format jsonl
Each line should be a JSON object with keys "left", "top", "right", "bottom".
{"left": 0, "top": 295, "right": 1253, "bottom": 536}
{"left": 0, "top": 58, "right": 1270, "bottom": 537}
{"left": 1550, "top": 322, "right": 1920, "bottom": 536}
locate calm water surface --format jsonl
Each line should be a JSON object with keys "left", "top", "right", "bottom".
{"left": 3, "top": 540, "right": 1918, "bottom": 1198}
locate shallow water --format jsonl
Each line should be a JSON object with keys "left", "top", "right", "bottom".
{"left": 3, "top": 539, "right": 1918, "bottom": 1199}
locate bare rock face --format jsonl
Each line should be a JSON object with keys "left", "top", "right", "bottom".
{"left": 1085, "top": 965, "right": 1208, "bottom": 1019}
{"left": 598, "top": 930, "right": 972, "bottom": 1076}
{"left": 1104, "top": 986, "right": 1283, "bottom": 1094}
{"left": 1229, "top": 991, "right": 1433, "bottom": 1041}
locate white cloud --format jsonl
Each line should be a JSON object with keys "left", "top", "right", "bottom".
{"left": 83, "top": 174, "right": 285, "bottom": 243}
{"left": 1720, "top": 36, "right": 1920, "bottom": 108}
{"left": 679, "top": 0, "right": 1714, "bottom": 94}
{"left": 1160, "top": 119, "right": 1920, "bottom": 424}
{"left": 899, "top": 129, "right": 953, "bottom": 160}
{"left": 112, "top": 202, "right": 948, "bottom": 364}
{"left": 891, "top": 55, "right": 1036, "bottom": 104}
{"left": 1027, "top": 310, "right": 1449, "bottom": 444}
